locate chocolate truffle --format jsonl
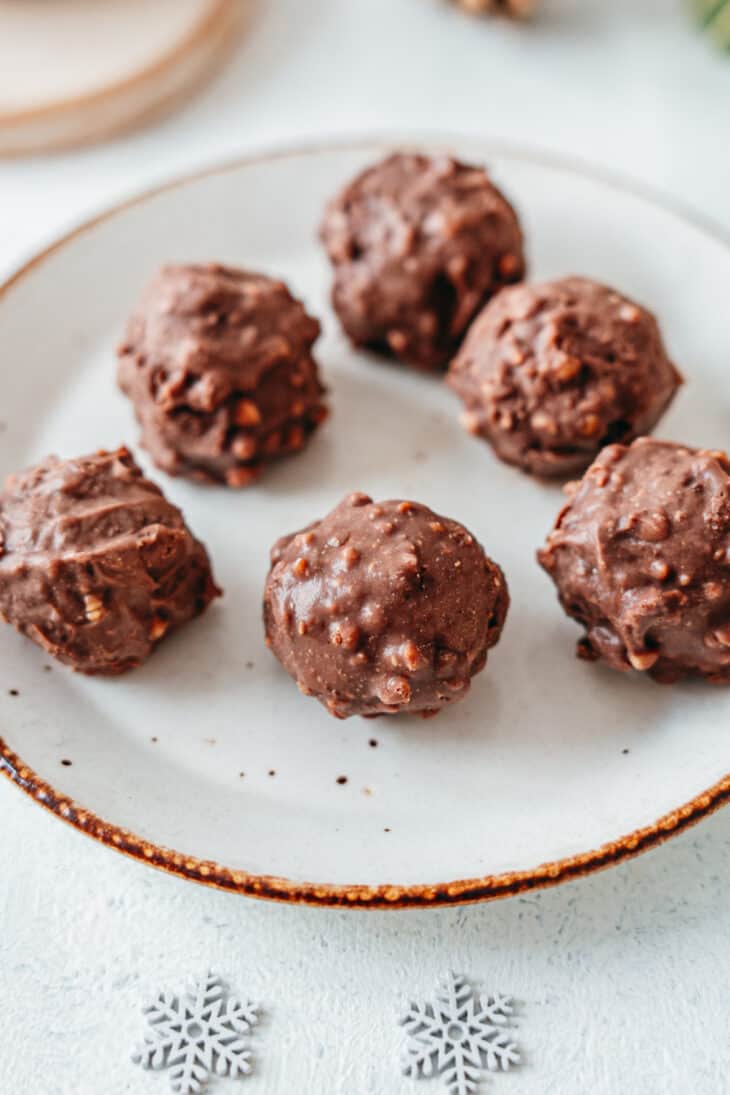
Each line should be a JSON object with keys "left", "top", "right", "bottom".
{"left": 0, "top": 447, "right": 220, "bottom": 674}
{"left": 538, "top": 438, "right": 730, "bottom": 684}
{"left": 448, "top": 276, "right": 682, "bottom": 477}
{"left": 320, "top": 152, "right": 525, "bottom": 371}
{"left": 118, "top": 263, "right": 328, "bottom": 487}
{"left": 263, "top": 493, "right": 509, "bottom": 718}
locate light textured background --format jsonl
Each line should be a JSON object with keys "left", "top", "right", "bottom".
{"left": 1, "top": 2, "right": 730, "bottom": 1093}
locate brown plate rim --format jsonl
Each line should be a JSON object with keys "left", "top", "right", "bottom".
{"left": 1, "top": 134, "right": 729, "bottom": 909}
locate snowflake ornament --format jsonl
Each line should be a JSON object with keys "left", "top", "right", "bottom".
{"left": 400, "top": 972, "right": 520, "bottom": 1095}
{"left": 132, "top": 970, "right": 260, "bottom": 1094}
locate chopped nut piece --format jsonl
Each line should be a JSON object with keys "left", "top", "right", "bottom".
{"left": 149, "top": 615, "right": 169, "bottom": 642}
{"left": 233, "top": 399, "right": 262, "bottom": 427}
{"left": 83, "top": 594, "right": 105, "bottom": 623}
{"left": 231, "top": 435, "right": 257, "bottom": 462}
{"left": 579, "top": 414, "right": 601, "bottom": 438}
{"left": 499, "top": 252, "right": 523, "bottom": 276}
{"left": 343, "top": 546, "right": 360, "bottom": 568}
{"left": 649, "top": 559, "right": 670, "bottom": 581}
{"left": 636, "top": 511, "right": 670, "bottom": 543}
{"left": 531, "top": 411, "right": 558, "bottom": 436}
{"left": 619, "top": 304, "right": 642, "bottom": 324}
{"left": 225, "top": 465, "right": 259, "bottom": 488}
{"left": 387, "top": 329, "right": 408, "bottom": 353}
{"left": 286, "top": 425, "right": 305, "bottom": 451}
{"left": 554, "top": 355, "right": 582, "bottom": 382}
{"left": 628, "top": 650, "right": 659, "bottom": 672}
{"left": 330, "top": 623, "right": 360, "bottom": 650}
{"left": 292, "top": 557, "right": 309, "bottom": 578}
{"left": 401, "top": 640, "right": 426, "bottom": 672}
{"left": 378, "top": 675, "right": 412, "bottom": 705}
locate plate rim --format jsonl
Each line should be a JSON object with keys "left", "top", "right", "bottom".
{"left": 1, "top": 133, "right": 729, "bottom": 909}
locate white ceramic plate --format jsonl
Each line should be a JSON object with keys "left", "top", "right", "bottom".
{"left": 1, "top": 139, "right": 729, "bottom": 908}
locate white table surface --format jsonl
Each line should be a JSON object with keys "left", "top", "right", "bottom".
{"left": 1, "top": 2, "right": 729, "bottom": 1093}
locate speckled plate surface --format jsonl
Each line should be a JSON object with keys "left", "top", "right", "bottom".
{"left": 1, "top": 138, "right": 729, "bottom": 908}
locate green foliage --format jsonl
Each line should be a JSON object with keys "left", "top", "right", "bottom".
{"left": 693, "top": 0, "right": 730, "bottom": 48}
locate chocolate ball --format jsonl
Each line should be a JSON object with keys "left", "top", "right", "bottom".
{"left": 118, "top": 263, "right": 328, "bottom": 487}
{"left": 320, "top": 152, "right": 525, "bottom": 372}
{"left": 448, "top": 276, "right": 682, "bottom": 477}
{"left": 0, "top": 447, "right": 220, "bottom": 674}
{"left": 538, "top": 438, "right": 730, "bottom": 684}
{"left": 263, "top": 493, "right": 509, "bottom": 718}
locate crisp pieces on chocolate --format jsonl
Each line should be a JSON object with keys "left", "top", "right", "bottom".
{"left": 263, "top": 493, "right": 509, "bottom": 718}
{"left": 538, "top": 437, "right": 730, "bottom": 684}
{"left": 117, "top": 263, "right": 328, "bottom": 487}
{"left": 0, "top": 447, "right": 220, "bottom": 674}
{"left": 320, "top": 152, "right": 525, "bottom": 371}
{"left": 448, "top": 276, "right": 682, "bottom": 477}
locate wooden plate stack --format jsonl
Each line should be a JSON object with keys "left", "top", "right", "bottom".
{"left": 0, "top": 0, "right": 240, "bottom": 156}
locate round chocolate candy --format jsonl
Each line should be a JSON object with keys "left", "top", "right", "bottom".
{"left": 264, "top": 493, "right": 509, "bottom": 718}
{"left": 538, "top": 438, "right": 730, "bottom": 684}
{"left": 320, "top": 152, "right": 525, "bottom": 372}
{"left": 448, "top": 276, "right": 682, "bottom": 477}
{"left": 118, "top": 263, "right": 328, "bottom": 487}
{"left": 0, "top": 447, "right": 220, "bottom": 674}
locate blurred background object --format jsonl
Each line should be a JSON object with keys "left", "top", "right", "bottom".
{"left": 693, "top": 0, "right": 730, "bottom": 48}
{"left": 453, "top": 0, "right": 535, "bottom": 16}
{"left": 0, "top": 0, "right": 240, "bottom": 157}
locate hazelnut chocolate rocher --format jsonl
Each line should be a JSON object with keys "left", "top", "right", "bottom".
{"left": 0, "top": 447, "right": 220, "bottom": 674}
{"left": 263, "top": 493, "right": 509, "bottom": 718}
{"left": 320, "top": 152, "right": 525, "bottom": 372}
{"left": 118, "top": 263, "right": 328, "bottom": 488}
{"left": 448, "top": 276, "right": 682, "bottom": 477}
{"left": 538, "top": 438, "right": 730, "bottom": 684}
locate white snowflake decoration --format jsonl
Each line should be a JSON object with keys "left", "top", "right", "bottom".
{"left": 132, "top": 970, "right": 260, "bottom": 1094}
{"left": 400, "top": 972, "right": 520, "bottom": 1095}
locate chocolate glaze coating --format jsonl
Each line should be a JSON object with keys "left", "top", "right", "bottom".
{"left": 320, "top": 153, "right": 525, "bottom": 371}
{"left": 0, "top": 448, "right": 220, "bottom": 674}
{"left": 538, "top": 438, "right": 730, "bottom": 684}
{"left": 118, "top": 264, "right": 328, "bottom": 487}
{"left": 448, "top": 276, "right": 682, "bottom": 477}
{"left": 263, "top": 493, "right": 509, "bottom": 718}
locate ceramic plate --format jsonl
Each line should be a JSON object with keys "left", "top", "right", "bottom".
{"left": 1, "top": 139, "right": 729, "bottom": 908}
